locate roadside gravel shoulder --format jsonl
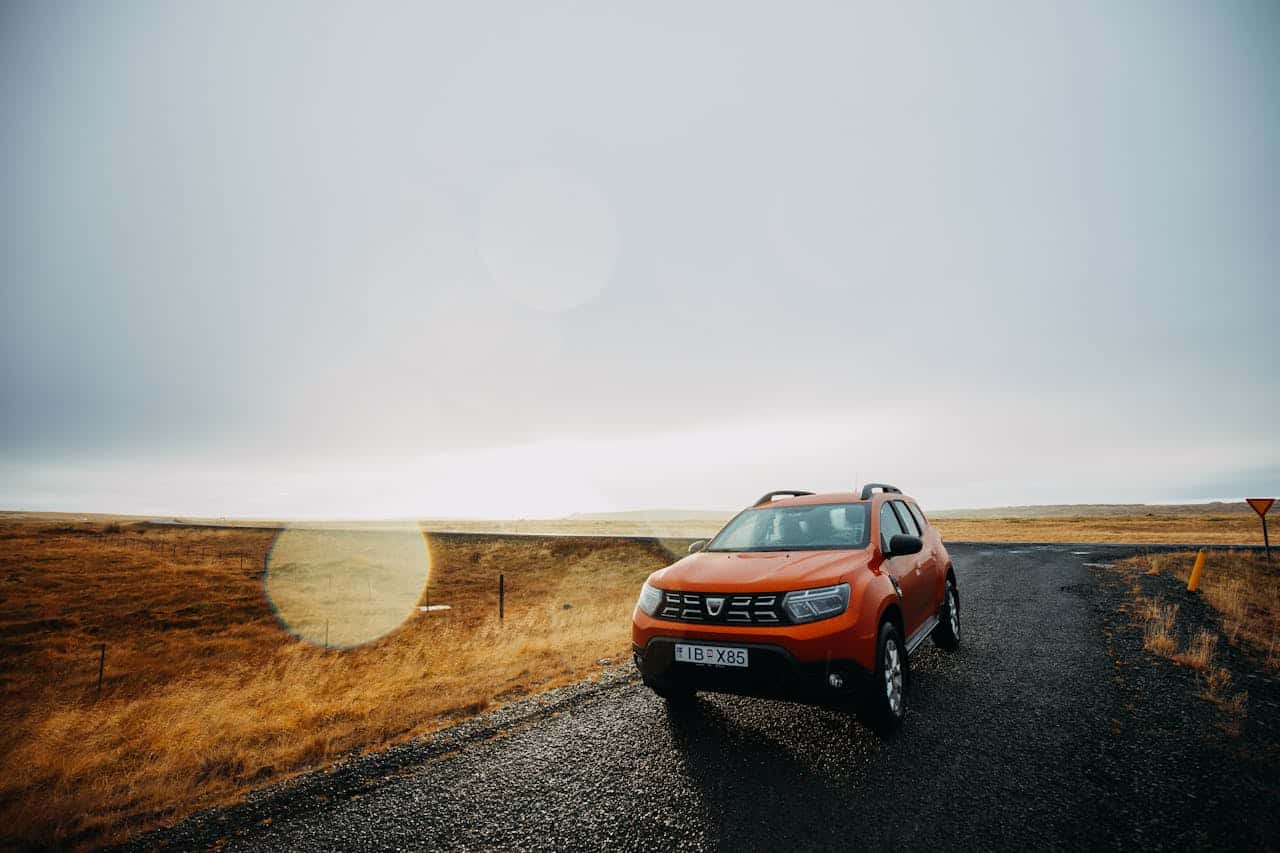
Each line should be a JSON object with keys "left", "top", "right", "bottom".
{"left": 118, "top": 668, "right": 639, "bottom": 852}
{"left": 1090, "top": 562, "right": 1280, "bottom": 849}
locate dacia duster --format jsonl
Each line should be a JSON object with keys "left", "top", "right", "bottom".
{"left": 631, "top": 484, "right": 960, "bottom": 732}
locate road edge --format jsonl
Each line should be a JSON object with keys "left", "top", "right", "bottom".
{"left": 117, "top": 668, "right": 640, "bottom": 851}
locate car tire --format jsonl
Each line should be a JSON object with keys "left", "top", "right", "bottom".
{"left": 932, "top": 576, "right": 961, "bottom": 651}
{"left": 643, "top": 675, "right": 696, "bottom": 707}
{"left": 861, "top": 620, "right": 907, "bottom": 735}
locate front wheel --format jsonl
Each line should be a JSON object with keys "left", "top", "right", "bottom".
{"left": 932, "top": 576, "right": 960, "bottom": 650}
{"left": 861, "top": 620, "right": 907, "bottom": 735}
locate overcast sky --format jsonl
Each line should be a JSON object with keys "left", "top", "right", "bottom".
{"left": 2, "top": 1, "right": 1277, "bottom": 518}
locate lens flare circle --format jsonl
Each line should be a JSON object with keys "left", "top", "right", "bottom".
{"left": 265, "top": 524, "right": 431, "bottom": 648}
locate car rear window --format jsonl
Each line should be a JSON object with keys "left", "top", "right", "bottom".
{"left": 879, "top": 502, "right": 906, "bottom": 551}
{"left": 892, "top": 501, "right": 921, "bottom": 537}
{"left": 905, "top": 501, "right": 928, "bottom": 532}
{"left": 707, "top": 503, "right": 870, "bottom": 552}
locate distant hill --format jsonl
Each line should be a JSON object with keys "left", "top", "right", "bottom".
{"left": 2, "top": 501, "right": 1262, "bottom": 529}
{"left": 564, "top": 501, "right": 1260, "bottom": 523}
{"left": 928, "top": 502, "right": 1256, "bottom": 519}
{"left": 565, "top": 509, "right": 733, "bottom": 522}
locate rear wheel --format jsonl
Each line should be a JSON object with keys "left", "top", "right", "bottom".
{"left": 932, "top": 576, "right": 960, "bottom": 650}
{"left": 861, "top": 620, "right": 907, "bottom": 735}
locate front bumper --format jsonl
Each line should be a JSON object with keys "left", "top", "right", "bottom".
{"left": 633, "top": 637, "right": 871, "bottom": 702}
{"left": 632, "top": 602, "right": 879, "bottom": 673}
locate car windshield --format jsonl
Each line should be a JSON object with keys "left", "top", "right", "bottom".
{"left": 705, "top": 503, "right": 870, "bottom": 552}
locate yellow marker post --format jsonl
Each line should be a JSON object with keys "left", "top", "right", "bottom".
{"left": 1187, "top": 549, "right": 1207, "bottom": 592}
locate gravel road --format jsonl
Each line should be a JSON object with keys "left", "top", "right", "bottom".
{"left": 133, "top": 544, "right": 1280, "bottom": 852}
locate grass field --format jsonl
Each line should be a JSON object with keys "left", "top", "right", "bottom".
{"left": 930, "top": 513, "right": 1262, "bottom": 544}
{"left": 4, "top": 500, "right": 1266, "bottom": 545}
{"left": 0, "top": 506, "right": 1270, "bottom": 848}
{"left": 0, "top": 521, "right": 675, "bottom": 849}
{"left": 421, "top": 509, "right": 1266, "bottom": 545}
{"left": 1121, "top": 550, "right": 1280, "bottom": 671}
{"left": 1111, "top": 549, "right": 1277, "bottom": 736}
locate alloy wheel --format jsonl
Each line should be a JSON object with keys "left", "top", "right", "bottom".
{"left": 948, "top": 584, "right": 960, "bottom": 638}
{"left": 884, "top": 638, "right": 903, "bottom": 715}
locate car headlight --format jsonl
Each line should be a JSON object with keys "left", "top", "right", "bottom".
{"left": 637, "top": 581, "right": 663, "bottom": 616}
{"left": 782, "top": 583, "right": 850, "bottom": 624}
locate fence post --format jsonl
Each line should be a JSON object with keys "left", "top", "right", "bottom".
{"left": 499, "top": 574, "right": 505, "bottom": 622}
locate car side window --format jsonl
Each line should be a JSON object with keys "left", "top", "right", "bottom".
{"left": 880, "top": 502, "right": 905, "bottom": 552}
{"left": 893, "top": 501, "right": 920, "bottom": 537}
{"left": 906, "top": 502, "right": 928, "bottom": 533}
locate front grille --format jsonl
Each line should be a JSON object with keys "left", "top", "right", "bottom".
{"left": 657, "top": 590, "right": 788, "bottom": 625}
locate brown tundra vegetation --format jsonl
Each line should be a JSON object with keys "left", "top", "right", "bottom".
{"left": 0, "top": 521, "right": 672, "bottom": 849}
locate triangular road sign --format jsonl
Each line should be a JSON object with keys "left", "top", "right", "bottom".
{"left": 1246, "top": 498, "right": 1275, "bottom": 517}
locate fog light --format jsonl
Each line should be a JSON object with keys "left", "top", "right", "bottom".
{"left": 828, "top": 672, "right": 845, "bottom": 689}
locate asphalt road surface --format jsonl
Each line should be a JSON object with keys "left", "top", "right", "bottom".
{"left": 135, "top": 544, "right": 1279, "bottom": 852}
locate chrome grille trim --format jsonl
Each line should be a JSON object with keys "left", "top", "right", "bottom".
{"left": 655, "top": 590, "right": 787, "bottom": 625}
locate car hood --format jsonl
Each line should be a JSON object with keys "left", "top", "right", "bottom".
{"left": 652, "top": 548, "right": 868, "bottom": 592}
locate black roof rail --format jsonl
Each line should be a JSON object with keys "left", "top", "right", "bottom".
{"left": 859, "top": 483, "right": 902, "bottom": 500}
{"left": 753, "top": 490, "right": 815, "bottom": 507}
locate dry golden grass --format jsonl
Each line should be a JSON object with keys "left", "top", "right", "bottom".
{"left": 6, "top": 505, "right": 1263, "bottom": 545}
{"left": 1123, "top": 550, "right": 1280, "bottom": 671}
{"left": 1198, "top": 663, "right": 1248, "bottom": 736}
{"left": 1202, "top": 664, "right": 1233, "bottom": 697}
{"left": 0, "top": 521, "right": 674, "bottom": 849}
{"left": 1124, "top": 592, "right": 1250, "bottom": 734}
{"left": 1217, "top": 689, "right": 1249, "bottom": 730}
{"left": 425, "top": 511, "right": 1262, "bottom": 544}
{"left": 931, "top": 514, "right": 1261, "bottom": 544}
{"left": 1141, "top": 601, "right": 1180, "bottom": 658}
{"left": 1117, "top": 551, "right": 1273, "bottom": 736}
{"left": 1172, "top": 630, "right": 1217, "bottom": 671}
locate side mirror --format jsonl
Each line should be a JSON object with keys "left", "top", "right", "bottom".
{"left": 688, "top": 539, "right": 709, "bottom": 554}
{"left": 886, "top": 534, "right": 923, "bottom": 557}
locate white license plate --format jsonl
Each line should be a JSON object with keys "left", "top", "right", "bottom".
{"left": 674, "top": 643, "right": 748, "bottom": 668}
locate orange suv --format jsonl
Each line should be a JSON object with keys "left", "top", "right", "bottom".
{"left": 631, "top": 484, "right": 960, "bottom": 732}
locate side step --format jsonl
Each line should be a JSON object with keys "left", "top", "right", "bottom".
{"left": 905, "top": 615, "right": 939, "bottom": 654}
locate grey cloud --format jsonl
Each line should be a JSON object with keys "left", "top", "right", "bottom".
{"left": 2, "top": 0, "right": 1277, "bottom": 513}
